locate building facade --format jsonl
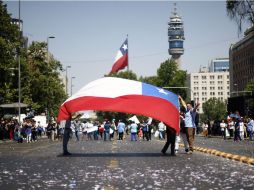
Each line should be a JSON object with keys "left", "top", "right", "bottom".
{"left": 168, "top": 5, "right": 185, "bottom": 68}
{"left": 229, "top": 25, "right": 254, "bottom": 96}
{"left": 187, "top": 69, "right": 230, "bottom": 113}
{"left": 209, "top": 58, "right": 229, "bottom": 72}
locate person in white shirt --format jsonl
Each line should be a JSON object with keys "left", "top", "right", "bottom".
{"left": 220, "top": 120, "right": 227, "bottom": 140}
{"left": 239, "top": 119, "right": 245, "bottom": 140}
{"left": 158, "top": 122, "right": 166, "bottom": 140}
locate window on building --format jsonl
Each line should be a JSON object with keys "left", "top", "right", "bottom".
{"left": 202, "top": 76, "right": 206, "bottom": 80}
{"left": 194, "top": 76, "right": 198, "bottom": 80}
{"left": 210, "top": 81, "right": 215, "bottom": 85}
{"left": 210, "top": 76, "right": 214, "bottom": 79}
{"left": 218, "top": 75, "right": 223, "bottom": 79}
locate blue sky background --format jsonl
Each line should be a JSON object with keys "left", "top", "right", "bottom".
{"left": 5, "top": 1, "right": 250, "bottom": 94}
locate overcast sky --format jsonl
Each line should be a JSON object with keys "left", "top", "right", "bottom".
{"left": 5, "top": 1, "right": 249, "bottom": 94}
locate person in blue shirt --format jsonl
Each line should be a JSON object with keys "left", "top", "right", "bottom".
{"left": 129, "top": 121, "right": 138, "bottom": 141}
{"left": 117, "top": 120, "right": 125, "bottom": 140}
{"left": 104, "top": 120, "right": 111, "bottom": 141}
{"left": 179, "top": 96, "right": 200, "bottom": 154}
{"left": 247, "top": 118, "right": 253, "bottom": 140}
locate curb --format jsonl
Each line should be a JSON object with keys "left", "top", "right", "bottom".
{"left": 179, "top": 144, "right": 254, "bottom": 165}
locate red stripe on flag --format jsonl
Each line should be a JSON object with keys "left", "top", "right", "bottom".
{"left": 57, "top": 95, "right": 180, "bottom": 132}
{"left": 110, "top": 54, "right": 128, "bottom": 74}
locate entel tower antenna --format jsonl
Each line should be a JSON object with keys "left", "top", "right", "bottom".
{"left": 168, "top": 3, "right": 185, "bottom": 68}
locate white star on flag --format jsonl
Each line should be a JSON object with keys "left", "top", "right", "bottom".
{"left": 122, "top": 44, "right": 128, "bottom": 50}
{"left": 157, "top": 88, "right": 168, "bottom": 95}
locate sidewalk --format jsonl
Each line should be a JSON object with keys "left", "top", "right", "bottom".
{"left": 194, "top": 135, "right": 254, "bottom": 158}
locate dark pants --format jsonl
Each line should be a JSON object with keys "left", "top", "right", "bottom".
{"left": 63, "top": 128, "right": 72, "bottom": 153}
{"left": 75, "top": 131, "right": 79, "bottom": 141}
{"left": 104, "top": 132, "right": 110, "bottom": 141}
{"left": 221, "top": 130, "right": 226, "bottom": 140}
{"left": 148, "top": 131, "right": 152, "bottom": 140}
{"left": 144, "top": 131, "right": 149, "bottom": 141}
{"left": 161, "top": 129, "right": 176, "bottom": 155}
{"left": 234, "top": 130, "right": 241, "bottom": 141}
{"left": 118, "top": 132, "right": 123, "bottom": 140}
{"left": 247, "top": 130, "right": 253, "bottom": 140}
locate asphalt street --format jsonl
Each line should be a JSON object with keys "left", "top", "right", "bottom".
{"left": 0, "top": 135, "right": 254, "bottom": 190}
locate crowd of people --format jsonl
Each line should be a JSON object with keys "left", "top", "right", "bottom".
{"left": 0, "top": 117, "right": 62, "bottom": 143}
{"left": 201, "top": 112, "right": 254, "bottom": 141}
{"left": 64, "top": 118, "right": 157, "bottom": 142}
{"left": 1, "top": 103, "right": 253, "bottom": 157}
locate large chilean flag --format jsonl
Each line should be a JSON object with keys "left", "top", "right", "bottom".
{"left": 109, "top": 39, "right": 128, "bottom": 74}
{"left": 57, "top": 77, "right": 180, "bottom": 132}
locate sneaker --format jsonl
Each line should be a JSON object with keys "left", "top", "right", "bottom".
{"left": 189, "top": 150, "right": 193, "bottom": 154}
{"left": 161, "top": 151, "right": 167, "bottom": 155}
{"left": 185, "top": 148, "right": 189, "bottom": 153}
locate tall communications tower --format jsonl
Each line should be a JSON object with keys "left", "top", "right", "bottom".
{"left": 168, "top": 4, "right": 185, "bottom": 68}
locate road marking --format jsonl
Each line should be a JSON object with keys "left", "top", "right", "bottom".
{"left": 104, "top": 185, "right": 119, "bottom": 190}
{"left": 108, "top": 140, "right": 119, "bottom": 168}
{"left": 108, "top": 159, "right": 119, "bottom": 169}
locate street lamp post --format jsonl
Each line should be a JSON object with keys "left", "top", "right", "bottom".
{"left": 71, "top": 76, "right": 76, "bottom": 96}
{"left": 18, "top": 0, "right": 21, "bottom": 123}
{"left": 47, "top": 36, "right": 55, "bottom": 63}
{"left": 65, "top": 66, "right": 71, "bottom": 96}
{"left": 46, "top": 36, "right": 55, "bottom": 123}
{"left": 234, "top": 83, "right": 238, "bottom": 96}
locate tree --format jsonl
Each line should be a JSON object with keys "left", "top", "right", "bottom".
{"left": 107, "top": 70, "right": 137, "bottom": 80}
{"left": 227, "top": 0, "right": 254, "bottom": 33}
{"left": 0, "top": 1, "right": 20, "bottom": 104}
{"left": 25, "top": 41, "right": 66, "bottom": 116}
{"left": 245, "top": 79, "right": 254, "bottom": 91}
{"left": 244, "top": 80, "right": 254, "bottom": 116}
{"left": 202, "top": 98, "right": 227, "bottom": 121}
{"left": 139, "top": 76, "right": 159, "bottom": 86}
{"left": 156, "top": 59, "right": 187, "bottom": 99}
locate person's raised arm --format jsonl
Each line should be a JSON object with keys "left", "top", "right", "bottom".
{"left": 178, "top": 96, "right": 187, "bottom": 109}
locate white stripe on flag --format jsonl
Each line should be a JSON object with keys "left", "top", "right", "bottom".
{"left": 65, "top": 77, "right": 142, "bottom": 103}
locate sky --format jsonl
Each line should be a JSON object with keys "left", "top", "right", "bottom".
{"left": 5, "top": 0, "right": 250, "bottom": 95}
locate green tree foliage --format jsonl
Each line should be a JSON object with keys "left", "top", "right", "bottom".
{"left": 202, "top": 98, "right": 227, "bottom": 121}
{"left": 244, "top": 80, "right": 254, "bottom": 115}
{"left": 244, "top": 80, "right": 254, "bottom": 91}
{"left": 107, "top": 70, "right": 137, "bottom": 80}
{"left": 227, "top": 0, "right": 254, "bottom": 33}
{"left": 139, "top": 76, "right": 159, "bottom": 86}
{"left": 156, "top": 59, "right": 187, "bottom": 99}
{"left": 0, "top": 1, "right": 20, "bottom": 103}
{"left": 25, "top": 41, "right": 66, "bottom": 116}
